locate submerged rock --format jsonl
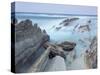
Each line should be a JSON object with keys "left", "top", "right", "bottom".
{"left": 78, "top": 25, "right": 90, "bottom": 32}
{"left": 73, "top": 24, "right": 79, "bottom": 32}
{"left": 59, "top": 17, "right": 79, "bottom": 26}
{"left": 54, "top": 17, "right": 79, "bottom": 31}
{"left": 87, "top": 20, "right": 91, "bottom": 23}
{"left": 55, "top": 27, "right": 62, "bottom": 31}
{"left": 70, "top": 17, "right": 80, "bottom": 21}
{"left": 72, "top": 19, "right": 92, "bottom": 33}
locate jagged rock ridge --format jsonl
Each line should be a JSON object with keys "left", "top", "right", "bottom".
{"left": 15, "top": 19, "right": 50, "bottom": 72}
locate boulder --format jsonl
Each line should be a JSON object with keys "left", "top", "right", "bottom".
{"left": 58, "top": 41, "right": 76, "bottom": 51}
{"left": 49, "top": 46, "right": 66, "bottom": 59}
{"left": 43, "top": 41, "right": 76, "bottom": 59}
{"left": 43, "top": 42, "right": 66, "bottom": 59}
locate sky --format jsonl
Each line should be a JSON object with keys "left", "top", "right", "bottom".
{"left": 11, "top": 1, "right": 97, "bottom": 16}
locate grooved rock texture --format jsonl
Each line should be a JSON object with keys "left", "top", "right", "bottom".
{"left": 85, "top": 36, "right": 97, "bottom": 68}
{"left": 59, "top": 18, "right": 79, "bottom": 26}
{"left": 15, "top": 19, "right": 50, "bottom": 72}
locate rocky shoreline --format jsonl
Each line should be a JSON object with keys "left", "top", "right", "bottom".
{"left": 12, "top": 19, "right": 50, "bottom": 72}
{"left": 84, "top": 36, "right": 97, "bottom": 69}
{"left": 12, "top": 18, "right": 97, "bottom": 72}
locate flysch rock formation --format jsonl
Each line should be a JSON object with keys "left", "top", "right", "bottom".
{"left": 84, "top": 36, "right": 97, "bottom": 69}
{"left": 43, "top": 42, "right": 66, "bottom": 59}
{"left": 73, "top": 19, "right": 93, "bottom": 46}
{"left": 74, "top": 19, "right": 91, "bottom": 33}
{"left": 12, "top": 16, "right": 96, "bottom": 72}
{"left": 59, "top": 17, "right": 79, "bottom": 26}
{"left": 14, "top": 19, "right": 77, "bottom": 73}
{"left": 43, "top": 41, "right": 76, "bottom": 59}
{"left": 55, "top": 17, "right": 79, "bottom": 31}
{"left": 15, "top": 19, "right": 50, "bottom": 73}
{"left": 42, "top": 41, "right": 76, "bottom": 71}
{"left": 78, "top": 25, "right": 90, "bottom": 33}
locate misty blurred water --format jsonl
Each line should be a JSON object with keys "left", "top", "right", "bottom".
{"left": 15, "top": 13, "right": 97, "bottom": 70}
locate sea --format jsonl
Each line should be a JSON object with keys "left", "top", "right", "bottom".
{"left": 14, "top": 12, "right": 97, "bottom": 70}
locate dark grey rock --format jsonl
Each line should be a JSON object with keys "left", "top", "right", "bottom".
{"left": 85, "top": 36, "right": 97, "bottom": 69}
{"left": 78, "top": 25, "right": 90, "bottom": 32}
{"left": 49, "top": 46, "right": 66, "bottom": 59}
{"left": 58, "top": 41, "right": 76, "bottom": 51}
{"left": 59, "top": 17, "right": 79, "bottom": 26}
{"left": 15, "top": 19, "right": 50, "bottom": 73}
{"left": 55, "top": 27, "right": 62, "bottom": 31}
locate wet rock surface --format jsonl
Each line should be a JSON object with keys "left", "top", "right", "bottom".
{"left": 49, "top": 45, "right": 66, "bottom": 59}
{"left": 73, "top": 19, "right": 91, "bottom": 33}
{"left": 58, "top": 41, "right": 76, "bottom": 51}
{"left": 59, "top": 17, "right": 79, "bottom": 26}
{"left": 55, "top": 17, "right": 79, "bottom": 31}
{"left": 78, "top": 25, "right": 90, "bottom": 32}
{"left": 14, "top": 19, "right": 50, "bottom": 72}
{"left": 43, "top": 41, "right": 76, "bottom": 59}
{"left": 85, "top": 36, "right": 97, "bottom": 68}
{"left": 43, "top": 42, "right": 66, "bottom": 59}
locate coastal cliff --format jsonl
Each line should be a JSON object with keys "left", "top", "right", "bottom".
{"left": 15, "top": 19, "right": 50, "bottom": 72}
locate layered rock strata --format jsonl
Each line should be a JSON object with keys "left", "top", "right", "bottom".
{"left": 85, "top": 36, "right": 97, "bottom": 68}
{"left": 15, "top": 19, "right": 50, "bottom": 72}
